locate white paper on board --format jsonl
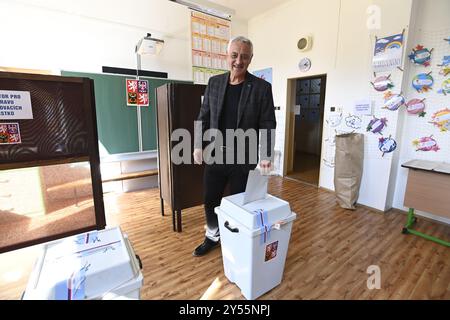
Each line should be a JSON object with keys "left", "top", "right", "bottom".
{"left": 0, "top": 90, "right": 33, "bottom": 120}
{"left": 354, "top": 99, "right": 372, "bottom": 116}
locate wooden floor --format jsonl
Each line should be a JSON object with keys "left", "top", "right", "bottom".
{"left": 0, "top": 176, "right": 449, "bottom": 299}
{"left": 288, "top": 152, "right": 320, "bottom": 185}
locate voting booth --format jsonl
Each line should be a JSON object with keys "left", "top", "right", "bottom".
{"left": 215, "top": 170, "right": 296, "bottom": 300}
{"left": 23, "top": 227, "right": 143, "bottom": 300}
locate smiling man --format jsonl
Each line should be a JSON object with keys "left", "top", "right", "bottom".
{"left": 192, "top": 36, "right": 276, "bottom": 256}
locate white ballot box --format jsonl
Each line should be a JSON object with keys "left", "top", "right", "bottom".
{"left": 215, "top": 193, "right": 296, "bottom": 300}
{"left": 23, "top": 227, "right": 143, "bottom": 300}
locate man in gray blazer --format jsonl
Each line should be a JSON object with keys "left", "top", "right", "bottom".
{"left": 192, "top": 36, "right": 276, "bottom": 256}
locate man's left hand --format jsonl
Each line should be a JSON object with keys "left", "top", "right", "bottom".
{"left": 259, "top": 160, "right": 272, "bottom": 175}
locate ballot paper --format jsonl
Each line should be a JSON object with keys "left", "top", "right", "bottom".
{"left": 243, "top": 170, "right": 268, "bottom": 205}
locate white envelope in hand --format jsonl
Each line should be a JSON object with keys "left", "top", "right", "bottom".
{"left": 242, "top": 170, "right": 268, "bottom": 205}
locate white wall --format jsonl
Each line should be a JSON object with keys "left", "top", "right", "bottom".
{"left": 248, "top": 0, "right": 340, "bottom": 170}
{"left": 230, "top": 17, "right": 249, "bottom": 39}
{"left": 249, "top": 0, "right": 414, "bottom": 211}
{"left": 0, "top": 0, "right": 247, "bottom": 79}
{"left": 324, "top": 0, "right": 414, "bottom": 211}
{"left": 392, "top": 0, "right": 450, "bottom": 224}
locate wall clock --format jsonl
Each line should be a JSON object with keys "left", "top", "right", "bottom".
{"left": 298, "top": 57, "right": 311, "bottom": 72}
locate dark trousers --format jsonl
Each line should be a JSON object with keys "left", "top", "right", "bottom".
{"left": 203, "top": 163, "right": 256, "bottom": 241}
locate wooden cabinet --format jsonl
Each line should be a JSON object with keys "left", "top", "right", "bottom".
{"left": 156, "top": 83, "right": 206, "bottom": 232}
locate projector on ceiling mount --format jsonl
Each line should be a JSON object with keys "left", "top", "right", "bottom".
{"left": 169, "top": 0, "right": 235, "bottom": 20}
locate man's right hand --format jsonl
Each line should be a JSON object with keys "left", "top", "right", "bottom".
{"left": 193, "top": 148, "right": 203, "bottom": 165}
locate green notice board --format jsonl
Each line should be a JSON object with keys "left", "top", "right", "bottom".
{"left": 61, "top": 71, "right": 190, "bottom": 155}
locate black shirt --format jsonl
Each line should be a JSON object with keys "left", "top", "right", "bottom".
{"left": 219, "top": 82, "right": 243, "bottom": 139}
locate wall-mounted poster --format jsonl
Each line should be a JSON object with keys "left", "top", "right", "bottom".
{"left": 370, "top": 74, "right": 394, "bottom": 92}
{"left": 413, "top": 135, "right": 440, "bottom": 152}
{"left": 0, "top": 122, "right": 21, "bottom": 144}
{"left": 367, "top": 116, "right": 388, "bottom": 135}
{"left": 327, "top": 113, "right": 342, "bottom": 127}
{"left": 438, "top": 56, "right": 450, "bottom": 76}
{"left": 126, "top": 79, "right": 149, "bottom": 106}
{"left": 372, "top": 33, "right": 404, "bottom": 72}
{"left": 429, "top": 108, "right": 450, "bottom": 131}
{"left": 191, "top": 11, "right": 230, "bottom": 84}
{"left": 408, "top": 45, "right": 433, "bottom": 67}
{"left": 405, "top": 98, "right": 426, "bottom": 117}
{"left": 253, "top": 68, "right": 273, "bottom": 85}
{"left": 345, "top": 114, "right": 362, "bottom": 129}
{"left": 382, "top": 91, "right": 406, "bottom": 111}
{"left": 412, "top": 72, "right": 434, "bottom": 93}
{"left": 378, "top": 135, "right": 397, "bottom": 157}
{"left": 437, "top": 78, "right": 450, "bottom": 95}
{"left": 354, "top": 99, "right": 373, "bottom": 116}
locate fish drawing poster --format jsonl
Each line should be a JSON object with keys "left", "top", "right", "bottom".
{"left": 253, "top": 68, "right": 273, "bottom": 85}
{"left": 0, "top": 123, "right": 21, "bottom": 144}
{"left": 126, "top": 79, "right": 149, "bottom": 107}
{"left": 372, "top": 33, "right": 404, "bottom": 72}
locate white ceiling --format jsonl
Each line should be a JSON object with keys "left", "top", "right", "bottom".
{"left": 11, "top": 0, "right": 292, "bottom": 37}
{"left": 209, "top": 0, "right": 292, "bottom": 20}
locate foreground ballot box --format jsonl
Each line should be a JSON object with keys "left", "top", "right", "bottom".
{"left": 215, "top": 192, "right": 296, "bottom": 300}
{"left": 23, "top": 227, "right": 143, "bottom": 300}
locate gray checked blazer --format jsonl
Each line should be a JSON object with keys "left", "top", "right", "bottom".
{"left": 195, "top": 71, "right": 276, "bottom": 162}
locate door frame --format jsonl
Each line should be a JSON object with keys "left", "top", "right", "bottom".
{"left": 283, "top": 74, "right": 327, "bottom": 183}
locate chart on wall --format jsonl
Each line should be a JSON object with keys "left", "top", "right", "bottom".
{"left": 191, "top": 11, "right": 230, "bottom": 84}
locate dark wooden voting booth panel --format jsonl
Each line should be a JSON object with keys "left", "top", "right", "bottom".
{"left": 156, "top": 83, "right": 206, "bottom": 232}
{"left": 0, "top": 72, "right": 105, "bottom": 253}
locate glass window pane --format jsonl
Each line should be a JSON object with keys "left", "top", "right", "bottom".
{"left": 310, "top": 78, "right": 321, "bottom": 94}
{"left": 310, "top": 94, "right": 321, "bottom": 108}
{"left": 298, "top": 80, "right": 310, "bottom": 94}
{"left": 299, "top": 95, "right": 309, "bottom": 107}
